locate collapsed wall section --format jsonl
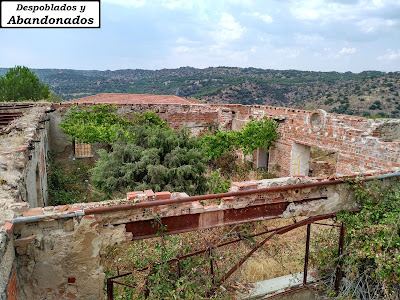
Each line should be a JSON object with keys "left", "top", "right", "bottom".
{"left": 210, "top": 104, "right": 400, "bottom": 177}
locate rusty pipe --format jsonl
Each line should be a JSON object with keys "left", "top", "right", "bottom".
{"left": 12, "top": 172, "right": 400, "bottom": 224}
{"left": 85, "top": 172, "right": 400, "bottom": 215}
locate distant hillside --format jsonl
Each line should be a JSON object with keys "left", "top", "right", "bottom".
{"left": 1, "top": 67, "right": 399, "bottom": 118}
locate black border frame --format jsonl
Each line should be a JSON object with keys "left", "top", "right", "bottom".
{"left": 0, "top": 0, "right": 101, "bottom": 28}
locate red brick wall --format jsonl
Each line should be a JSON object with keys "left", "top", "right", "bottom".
{"left": 237, "top": 105, "right": 400, "bottom": 176}
{"left": 7, "top": 265, "right": 17, "bottom": 300}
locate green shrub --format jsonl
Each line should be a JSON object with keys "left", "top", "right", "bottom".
{"left": 90, "top": 127, "right": 208, "bottom": 196}
{"left": 313, "top": 180, "right": 400, "bottom": 298}
{"left": 207, "top": 169, "right": 231, "bottom": 194}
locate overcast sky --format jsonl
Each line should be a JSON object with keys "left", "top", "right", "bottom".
{"left": 1, "top": 0, "right": 399, "bottom": 72}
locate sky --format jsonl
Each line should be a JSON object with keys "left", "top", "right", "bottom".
{"left": 0, "top": 0, "right": 400, "bottom": 72}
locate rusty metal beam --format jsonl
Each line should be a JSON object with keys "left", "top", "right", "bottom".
{"left": 125, "top": 198, "right": 327, "bottom": 240}
{"left": 303, "top": 223, "right": 311, "bottom": 285}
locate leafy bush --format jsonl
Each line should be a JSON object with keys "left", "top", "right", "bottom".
{"left": 59, "top": 104, "right": 134, "bottom": 144}
{"left": 325, "top": 98, "right": 334, "bottom": 105}
{"left": 207, "top": 169, "right": 231, "bottom": 194}
{"left": 314, "top": 180, "right": 400, "bottom": 298}
{"left": 200, "top": 130, "right": 238, "bottom": 160}
{"left": 369, "top": 100, "right": 382, "bottom": 110}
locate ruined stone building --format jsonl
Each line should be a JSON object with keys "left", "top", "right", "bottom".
{"left": 1, "top": 94, "right": 400, "bottom": 299}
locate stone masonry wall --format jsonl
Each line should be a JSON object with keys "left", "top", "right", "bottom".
{"left": 0, "top": 103, "right": 51, "bottom": 300}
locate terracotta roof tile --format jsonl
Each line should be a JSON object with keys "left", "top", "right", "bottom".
{"left": 68, "top": 93, "right": 200, "bottom": 105}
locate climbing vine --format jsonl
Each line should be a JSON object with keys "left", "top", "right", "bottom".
{"left": 201, "top": 116, "right": 280, "bottom": 159}
{"left": 59, "top": 104, "right": 167, "bottom": 145}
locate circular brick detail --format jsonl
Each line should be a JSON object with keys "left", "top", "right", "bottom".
{"left": 308, "top": 109, "right": 327, "bottom": 133}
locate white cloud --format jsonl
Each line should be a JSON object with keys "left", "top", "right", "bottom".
{"left": 377, "top": 49, "right": 400, "bottom": 61}
{"left": 338, "top": 47, "right": 357, "bottom": 55}
{"left": 295, "top": 34, "right": 324, "bottom": 45}
{"left": 102, "top": 0, "right": 146, "bottom": 7}
{"left": 212, "top": 13, "right": 245, "bottom": 43}
{"left": 251, "top": 12, "right": 273, "bottom": 23}
{"left": 276, "top": 48, "right": 300, "bottom": 59}
{"left": 357, "top": 18, "right": 398, "bottom": 33}
{"left": 176, "top": 37, "right": 200, "bottom": 44}
{"left": 290, "top": 0, "right": 400, "bottom": 24}
{"left": 290, "top": 0, "right": 329, "bottom": 21}
{"left": 161, "top": 0, "right": 196, "bottom": 10}
{"left": 175, "top": 46, "right": 190, "bottom": 53}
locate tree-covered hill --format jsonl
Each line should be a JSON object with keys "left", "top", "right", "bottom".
{"left": 1, "top": 67, "right": 399, "bottom": 118}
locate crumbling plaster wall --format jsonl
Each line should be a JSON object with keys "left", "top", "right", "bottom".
{"left": 0, "top": 104, "right": 51, "bottom": 208}
{"left": 0, "top": 232, "right": 15, "bottom": 300}
{"left": 13, "top": 216, "right": 130, "bottom": 300}
{"left": 12, "top": 175, "right": 363, "bottom": 299}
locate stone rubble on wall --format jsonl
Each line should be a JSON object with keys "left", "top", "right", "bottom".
{"left": 0, "top": 103, "right": 51, "bottom": 300}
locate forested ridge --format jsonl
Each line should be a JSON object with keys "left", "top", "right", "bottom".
{"left": 1, "top": 66, "right": 399, "bottom": 117}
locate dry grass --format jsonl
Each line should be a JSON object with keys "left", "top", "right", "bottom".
{"left": 101, "top": 217, "right": 335, "bottom": 292}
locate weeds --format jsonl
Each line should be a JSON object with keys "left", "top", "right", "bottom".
{"left": 47, "top": 149, "right": 105, "bottom": 205}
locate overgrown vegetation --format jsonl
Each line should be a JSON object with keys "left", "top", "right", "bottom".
{"left": 47, "top": 150, "right": 104, "bottom": 205}
{"left": 313, "top": 180, "right": 400, "bottom": 299}
{"left": 56, "top": 105, "right": 280, "bottom": 199}
{"left": 59, "top": 104, "right": 168, "bottom": 145}
{"left": 103, "top": 217, "right": 309, "bottom": 300}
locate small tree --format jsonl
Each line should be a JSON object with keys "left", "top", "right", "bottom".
{"left": 0, "top": 66, "right": 50, "bottom": 101}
